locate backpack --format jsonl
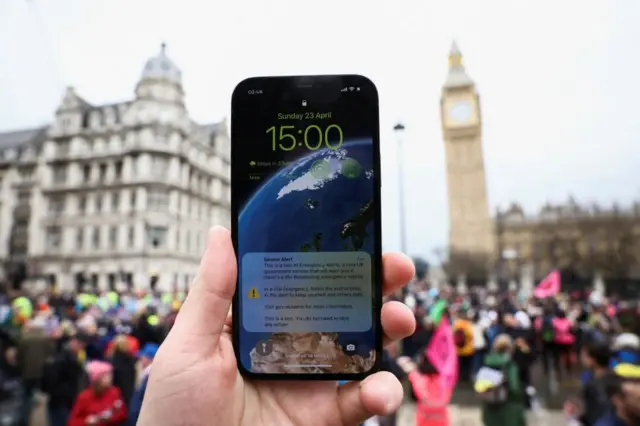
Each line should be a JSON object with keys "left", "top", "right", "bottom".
{"left": 540, "top": 317, "right": 555, "bottom": 343}
{"left": 454, "top": 329, "right": 467, "bottom": 349}
{"left": 475, "top": 363, "right": 513, "bottom": 405}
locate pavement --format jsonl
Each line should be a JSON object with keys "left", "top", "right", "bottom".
{"left": 30, "top": 399, "right": 565, "bottom": 426}
{"left": 394, "top": 402, "right": 566, "bottom": 426}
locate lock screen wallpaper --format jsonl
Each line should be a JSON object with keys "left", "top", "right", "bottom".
{"left": 231, "top": 77, "right": 381, "bottom": 376}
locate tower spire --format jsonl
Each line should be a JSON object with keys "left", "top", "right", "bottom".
{"left": 443, "top": 41, "right": 473, "bottom": 89}
{"left": 448, "top": 41, "right": 463, "bottom": 69}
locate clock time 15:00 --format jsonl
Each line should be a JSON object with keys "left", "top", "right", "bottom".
{"left": 266, "top": 124, "right": 344, "bottom": 151}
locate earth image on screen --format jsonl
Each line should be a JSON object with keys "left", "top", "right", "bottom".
{"left": 239, "top": 139, "right": 377, "bottom": 374}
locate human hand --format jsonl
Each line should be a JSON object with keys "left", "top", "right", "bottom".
{"left": 395, "top": 356, "right": 416, "bottom": 374}
{"left": 85, "top": 415, "right": 98, "bottom": 425}
{"left": 137, "top": 227, "right": 416, "bottom": 426}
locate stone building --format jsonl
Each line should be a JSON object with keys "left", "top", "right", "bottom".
{"left": 440, "top": 42, "right": 495, "bottom": 282}
{"left": 0, "top": 45, "right": 230, "bottom": 292}
{"left": 495, "top": 199, "right": 640, "bottom": 296}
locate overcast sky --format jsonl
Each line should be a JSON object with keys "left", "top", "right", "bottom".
{"left": 1, "top": 0, "right": 638, "bottom": 262}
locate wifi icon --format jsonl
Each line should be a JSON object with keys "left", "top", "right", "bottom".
{"left": 349, "top": 87, "right": 355, "bottom": 91}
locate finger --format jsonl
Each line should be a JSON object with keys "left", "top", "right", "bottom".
{"left": 381, "top": 300, "right": 416, "bottom": 347}
{"left": 382, "top": 252, "right": 415, "bottom": 297}
{"left": 169, "top": 227, "right": 237, "bottom": 353}
{"left": 337, "top": 371, "right": 403, "bottom": 426}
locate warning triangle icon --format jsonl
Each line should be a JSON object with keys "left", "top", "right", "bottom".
{"left": 248, "top": 287, "right": 260, "bottom": 299}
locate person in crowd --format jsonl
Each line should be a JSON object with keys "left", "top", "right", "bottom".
{"left": 471, "top": 311, "right": 488, "bottom": 379}
{"left": 536, "top": 305, "right": 559, "bottom": 377}
{"left": 477, "top": 334, "right": 526, "bottom": 426}
{"left": 16, "top": 316, "right": 55, "bottom": 426}
{"left": 453, "top": 310, "right": 475, "bottom": 382}
{"left": 610, "top": 329, "right": 640, "bottom": 368}
{"left": 578, "top": 342, "right": 612, "bottom": 426}
{"left": 552, "top": 309, "right": 577, "bottom": 380}
{"left": 109, "top": 336, "right": 137, "bottom": 408}
{"left": 42, "top": 332, "right": 90, "bottom": 426}
{"left": 0, "top": 346, "right": 25, "bottom": 426}
{"left": 67, "top": 360, "right": 127, "bottom": 426}
{"left": 595, "top": 366, "right": 640, "bottom": 426}
{"left": 397, "top": 351, "right": 452, "bottom": 426}
{"left": 127, "top": 343, "right": 158, "bottom": 426}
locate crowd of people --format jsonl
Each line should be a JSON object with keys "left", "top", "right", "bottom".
{"left": 1, "top": 276, "right": 639, "bottom": 426}
{"left": 0, "top": 286, "right": 180, "bottom": 426}
{"left": 384, "top": 278, "right": 640, "bottom": 426}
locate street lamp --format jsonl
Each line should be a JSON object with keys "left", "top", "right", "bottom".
{"left": 393, "top": 123, "right": 407, "bottom": 254}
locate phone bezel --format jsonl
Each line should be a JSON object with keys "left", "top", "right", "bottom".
{"left": 230, "top": 74, "right": 383, "bottom": 381}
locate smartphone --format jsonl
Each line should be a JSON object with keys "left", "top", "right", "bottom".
{"left": 231, "top": 75, "right": 382, "bottom": 380}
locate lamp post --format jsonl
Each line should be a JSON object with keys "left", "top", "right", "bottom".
{"left": 393, "top": 123, "right": 407, "bottom": 254}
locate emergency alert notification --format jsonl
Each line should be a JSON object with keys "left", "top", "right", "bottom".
{"left": 241, "top": 252, "right": 372, "bottom": 333}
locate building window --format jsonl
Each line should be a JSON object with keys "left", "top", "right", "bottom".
{"left": 46, "top": 226, "right": 62, "bottom": 250}
{"left": 175, "top": 230, "right": 180, "bottom": 251}
{"left": 128, "top": 226, "right": 135, "bottom": 247}
{"left": 147, "top": 226, "right": 167, "bottom": 248}
{"left": 148, "top": 189, "right": 169, "bottom": 212}
{"left": 109, "top": 226, "right": 118, "bottom": 249}
{"left": 130, "top": 190, "right": 136, "bottom": 211}
{"left": 18, "top": 168, "right": 33, "bottom": 181}
{"left": 114, "top": 161, "right": 123, "bottom": 180}
{"left": 49, "top": 197, "right": 65, "bottom": 215}
{"left": 151, "top": 156, "right": 168, "bottom": 178}
{"left": 98, "top": 164, "right": 107, "bottom": 182}
{"left": 111, "top": 192, "right": 120, "bottom": 212}
{"left": 83, "top": 165, "right": 91, "bottom": 182}
{"left": 17, "top": 191, "right": 30, "bottom": 203}
{"left": 131, "top": 155, "right": 139, "bottom": 177}
{"left": 78, "top": 196, "right": 87, "bottom": 215}
{"left": 76, "top": 227, "right": 84, "bottom": 249}
{"left": 107, "top": 273, "right": 116, "bottom": 291}
{"left": 95, "top": 194, "right": 103, "bottom": 213}
{"left": 92, "top": 227, "right": 101, "bottom": 249}
{"left": 186, "top": 231, "right": 191, "bottom": 253}
{"left": 52, "top": 166, "right": 67, "bottom": 184}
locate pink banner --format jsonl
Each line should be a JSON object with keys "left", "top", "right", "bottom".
{"left": 534, "top": 269, "right": 561, "bottom": 299}
{"left": 426, "top": 318, "right": 458, "bottom": 392}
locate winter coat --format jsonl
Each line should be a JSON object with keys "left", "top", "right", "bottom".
{"left": 480, "top": 352, "right": 526, "bottom": 426}
{"left": 110, "top": 351, "right": 137, "bottom": 407}
{"left": 67, "top": 386, "right": 127, "bottom": 426}
{"left": 409, "top": 372, "right": 451, "bottom": 426}
{"left": 0, "top": 362, "right": 25, "bottom": 426}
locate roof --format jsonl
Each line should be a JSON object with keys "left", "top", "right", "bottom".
{"left": 0, "top": 127, "right": 48, "bottom": 151}
{"left": 443, "top": 41, "right": 474, "bottom": 89}
{"left": 201, "top": 122, "right": 224, "bottom": 135}
{"left": 141, "top": 43, "right": 182, "bottom": 85}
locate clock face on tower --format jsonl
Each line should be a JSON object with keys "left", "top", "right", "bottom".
{"left": 448, "top": 99, "right": 473, "bottom": 124}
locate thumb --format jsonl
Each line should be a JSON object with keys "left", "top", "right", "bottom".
{"left": 169, "top": 226, "right": 236, "bottom": 354}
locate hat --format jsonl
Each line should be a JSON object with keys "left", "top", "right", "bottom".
{"left": 86, "top": 360, "right": 112, "bottom": 384}
{"left": 137, "top": 343, "right": 159, "bottom": 360}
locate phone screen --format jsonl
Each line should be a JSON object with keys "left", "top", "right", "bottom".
{"left": 231, "top": 75, "right": 381, "bottom": 378}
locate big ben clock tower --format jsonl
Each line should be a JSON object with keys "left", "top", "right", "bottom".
{"left": 441, "top": 42, "right": 495, "bottom": 272}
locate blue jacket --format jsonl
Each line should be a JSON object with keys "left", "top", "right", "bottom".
{"left": 594, "top": 411, "right": 628, "bottom": 426}
{"left": 128, "top": 375, "right": 149, "bottom": 426}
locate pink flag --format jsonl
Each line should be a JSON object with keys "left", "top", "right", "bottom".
{"left": 426, "top": 318, "right": 458, "bottom": 392}
{"left": 534, "top": 269, "right": 561, "bottom": 299}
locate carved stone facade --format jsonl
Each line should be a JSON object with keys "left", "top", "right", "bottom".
{"left": 441, "top": 42, "right": 495, "bottom": 279}
{"left": 0, "top": 45, "right": 230, "bottom": 291}
{"left": 495, "top": 198, "right": 640, "bottom": 284}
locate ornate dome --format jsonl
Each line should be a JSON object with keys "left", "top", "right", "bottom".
{"left": 140, "top": 43, "right": 182, "bottom": 84}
